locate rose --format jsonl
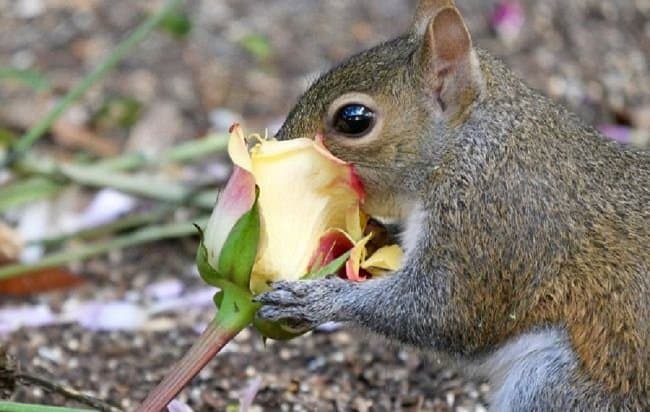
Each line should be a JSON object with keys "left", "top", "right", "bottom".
{"left": 202, "top": 124, "right": 402, "bottom": 295}
{"left": 140, "top": 125, "right": 403, "bottom": 410}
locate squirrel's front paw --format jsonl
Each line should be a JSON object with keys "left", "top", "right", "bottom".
{"left": 255, "top": 277, "right": 352, "bottom": 328}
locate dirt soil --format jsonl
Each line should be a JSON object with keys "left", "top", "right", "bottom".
{"left": 0, "top": 0, "right": 648, "bottom": 411}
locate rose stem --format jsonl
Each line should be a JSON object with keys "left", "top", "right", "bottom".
{"left": 138, "top": 290, "right": 256, "bottom": 412}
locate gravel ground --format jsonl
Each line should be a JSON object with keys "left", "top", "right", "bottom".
{"left": 0, "top": 0, "right": 648, "bottom": 411}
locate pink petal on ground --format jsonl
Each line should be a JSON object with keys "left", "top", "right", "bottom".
{"left": 79, "top": 189, "right": 136, "bottom": 229}
{"left": 0, "top": 304, "right": 57, "bottom": 336}
{"left": 315, "top": 321, "right": 343, "bottom": 333}
{"left": 490, "top": 0, "right": 524, "bottom": 42}
{"left": 145, "top": 279, "right": 185, "bottom": 301}
{"left": 167, "top": 399, "right": 194, "bottom": 412}
{"left": 75, "top": 301, "right": 148, "bottom": 331}
{"left": 599, "top": 124, "right": 632, "bottom": 144}
{"left": 238, "top": 376, "right": 263, "bottom": 412}
{"left": 148, "top": 287, "right": 216, "bottom": 315}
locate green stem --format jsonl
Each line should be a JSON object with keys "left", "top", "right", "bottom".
{"left": 3, "top": 0, "right": 183, "bottom": 166}
{"left": 0, "top": 217, "right": 207, "bottom": 281}
{"left": 33, "top": 207, "right": 171, "bottom": 248}
{"left": 1, "top": 134, "right": 226, "bottom": 213}
{"left": 138, "top": 285, "right": 257, "bottom": 412}
{"left": 0, "top": 177, "right": 62, "bottom": 213}
{"left": 0, "top": 402, "right": 95, "bottom": 412}
{"left": 13, "top": 161, "right": 217, "bottom": 209}
{"left": 94, "top": 133, "right": 227, "bottom": 171}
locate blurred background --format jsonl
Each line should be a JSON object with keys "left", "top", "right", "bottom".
{"left": 0, "top": 0, "right": 648, "bottom": 411}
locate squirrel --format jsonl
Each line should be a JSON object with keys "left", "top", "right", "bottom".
{"left": 256, "top": 0, "right": 649, "bottom": 410}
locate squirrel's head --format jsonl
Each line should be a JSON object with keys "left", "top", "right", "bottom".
{"left": 276, "top": 0, "right": 484, "bottom": 221}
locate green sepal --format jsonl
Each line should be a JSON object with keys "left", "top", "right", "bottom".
{"left": 213, "top": 290, "right": 224, "bottom": 307}
{"left": 253, "top": 318, "right": 307, "bottom": 341}
{"left": 195, "top": 224, "right": 222, "bottom": 287}
{"left": 217, "top": 191, "right": 260, "bottom": 289}
{"left": 304, "top": 250, "right": 351, "bottom": 280}
{"left": 214, "top": 280, "right": 259, "bottom": 331}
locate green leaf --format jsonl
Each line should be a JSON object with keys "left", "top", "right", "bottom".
{"left": 217, "top": 196, "right": 260, "bottom": 289}
{"left": 304, "top": 251, "right": 351, "bottom": 280}
{"left": 0, "top": 177, "right": 63, "bottom": 213}
{"left": 195, "top": 225, "right": 222, "bottom": 287}
{"left": 158, "top": 10, "right": 192, "bottom": 39}
{"left": 93, "top": 96, "right": 142, "bottom": 129}
{"left": 0, "top": 68, "right": 50, "bottom": 92}
{"left": 240, "top": 34, "right": 272, "bottom": 60}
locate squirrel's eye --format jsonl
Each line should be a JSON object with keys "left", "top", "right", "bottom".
{"left": 332, "top": 104, "right": 376, "bottom": 137}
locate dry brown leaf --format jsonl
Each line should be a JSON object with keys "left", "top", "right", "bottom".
{"left": 0, "top": 267, "right": 85, "bottom": 296}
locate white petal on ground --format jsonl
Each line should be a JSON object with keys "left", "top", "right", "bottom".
{"left": 74, "top": 301, "right": 149, "bottom": 332}
{"left": 238, "top": 376, "right": 263, "bottom": 412}
{"left": 148, "top": 287, "right": 215, "bottom": 315}
{"left": 0, "top": 304, "right": 57, "bottom": 336}
{"left": 167, "top": 399, "right": 195, "bottom": 412}
{"left": 144, "top": 279, "right": 185, "bottom": 301}
{"left": 315, "top": 321, "right": 343, "bottom": 333}
{"left": 79, "top": 189, "right": 137, "bottom": 229}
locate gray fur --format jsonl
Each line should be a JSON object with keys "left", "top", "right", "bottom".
{"left": 256, "top": 8, "right": 649, "bottom": 411}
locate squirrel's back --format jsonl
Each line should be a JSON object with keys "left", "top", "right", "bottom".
{"left": 271, "top": 1, "right": 649, "bottom": 408}
{"left": 458, "top": 48, "right": 649, "bottom": 402}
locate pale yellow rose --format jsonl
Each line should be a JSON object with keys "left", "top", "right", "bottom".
{"left": 206, "top": 125, "right": 403, "bottom": 294}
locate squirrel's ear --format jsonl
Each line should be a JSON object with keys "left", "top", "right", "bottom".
{"left": 412, "top": 0, "right": 455, "bottom": 34}
{"left": 418, "top": 6, "right": 482, "bottom": 119}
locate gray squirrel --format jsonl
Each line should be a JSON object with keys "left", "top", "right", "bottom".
{"left": 256, "top": 0, "right": 649, "bottom": 410}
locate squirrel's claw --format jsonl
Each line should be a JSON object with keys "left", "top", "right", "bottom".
{"left": 255, "top": 278, "right": 352, "bottom": 327}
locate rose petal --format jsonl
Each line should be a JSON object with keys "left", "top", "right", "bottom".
{"left": 361, "top": 244, "right": 404, "bottom": 276}
{"left": 344, "top": 235, "right": 372, "bottom": 281}
{"left": 203, "top": 166, "right": 256, "bottom": 268}
{"left": 0, "top": 304, "right": 57, "bottom": 336}
{"left": 247, "top": 137, "right": 361, "bottom": 292}
{"left": 307, "top": 229, "right": 355, "bottom": 276}
{"left": 79, "top": 189, "right": 136, "bottom": 229}
{"left": 490, "top": 0, "right": 524, "bottom": 42}
{"left": 167, "top": 400, "right": 194, "bottom": 412}
{"left": 228, "top": 124, "right": 253, "bottom": 172}
{"left": 75, "top": 301, "right": 148, "bottom": 331}
{"left": 239, "top": 376, "right": 262, "bottom": 412}
{"left": 145, "top": 279, "right": 185, "bottom": 301}
{"left": 148, "top": 287, "right": 216, "bottom": 315}
{"left": 599, "top": 124, "right": 632, "bottom": 144}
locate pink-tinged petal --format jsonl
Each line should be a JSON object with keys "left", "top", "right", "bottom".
{"left": 347, "top": 165, "right": 366, "bottom": 203}
{"left": 315, "top": 321, "right": 343, "bottom": 333}
{"left": 148, "top": 287, "right": 216, "bottom": 315}
{"left": 203, "top": 166, "right": 256, "bottom": 268}
{"left": 599, "top": 124, "right": 632, "bottom": 144}
{"left": 490, "top": 1, "right": 524, "bottom": 42}
{"left": 307, "top": 229, "right": 355, "bottom": 276}
{"left": 344, "top": 259, "right": 370, "bottom": 282}
{"left": 79, "top": 189, "right": 136, "bottom": 229}
{"left": 313, "top": 134, "right": 347, "bottom": 165}
{"left": 145, "top": 279, "right": 185, "bottom": 301}
{"left": 167, "top": 400, "right": 194, "bottom": 412}
{"left": 228, "top": 123, "right": 253, "bottom": 171}
{"left": 314, "top": 134, "right": 366, "bottom": 202}
{"left": 344, "top": 235, "right": 372, "bottom": 282}
{"left": 238, "top": 376, "right": 263, "bottom": 412}
{"left": 0, "top": 304, "right": 57, "bottom": 336}
{"left": 75, "top": 301, "right": 148, "bottom": 331}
